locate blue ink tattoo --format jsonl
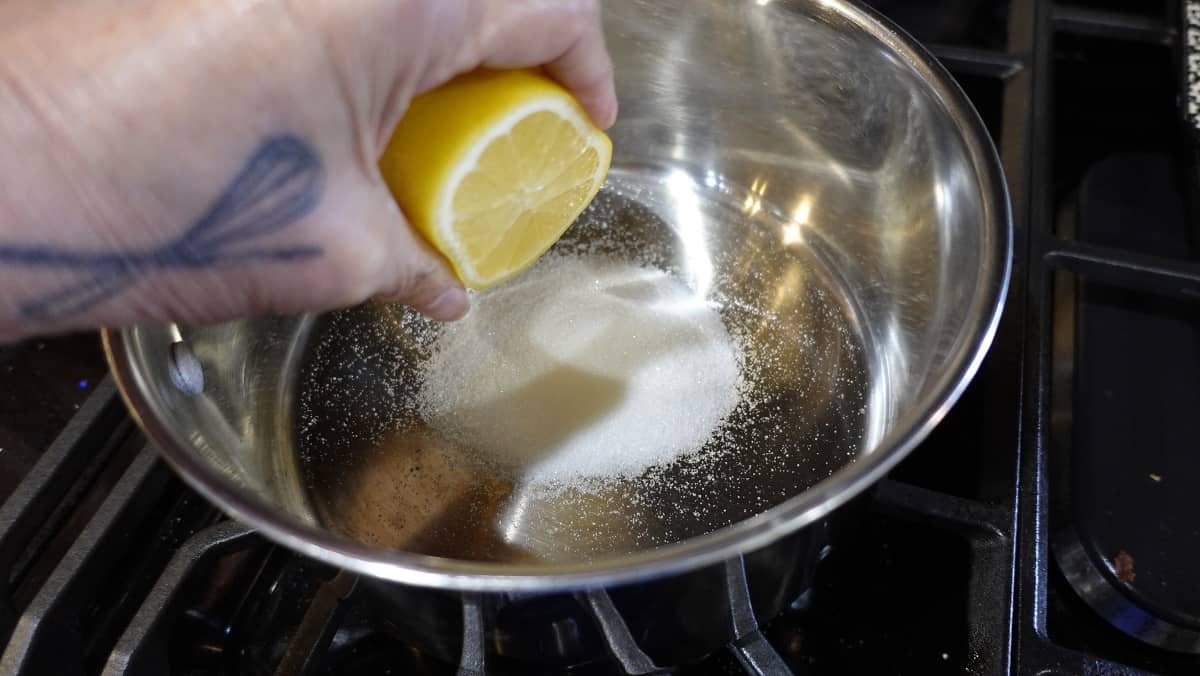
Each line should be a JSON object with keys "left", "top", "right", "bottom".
{"left": 0, "top": 135, "right": 324, "bottom": 320}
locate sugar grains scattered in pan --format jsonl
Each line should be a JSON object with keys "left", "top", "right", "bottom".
{"left": 417, "top": 252, "right": 745, "bottom": 487}
{"left": 296, "top": 184, "right": 874, "bottom": 556}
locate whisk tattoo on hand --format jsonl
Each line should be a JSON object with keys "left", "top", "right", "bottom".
{"left": 0, "top": 135, "right": 324, "bottom": 321}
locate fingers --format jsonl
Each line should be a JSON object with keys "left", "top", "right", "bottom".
{"left": 474, "top": 0, "right": 618, "bottom": 129}
{"left": 364, "top": 183, "right": 470, "bottom": 321}
{"left": 542, "top": 13, "right": 618, "bottom": 129}
{"left": 382, "top": 229, "right": 470, "bottom": 321}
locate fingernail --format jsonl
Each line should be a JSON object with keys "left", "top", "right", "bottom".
{"left": 420, "top": 286, "right": 469, "bottom": 321}
{"left": 605, "top": 98, "right": 619, "bottom": 129}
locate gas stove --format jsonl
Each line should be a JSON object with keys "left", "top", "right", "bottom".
{"left": 1, "top": 0, "right": 1198, "bottom": 674}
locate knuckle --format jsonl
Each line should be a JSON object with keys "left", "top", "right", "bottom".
{"left": 394, "top": 255, "right": 443, "bottom": 304}
{"left": 572, "top": 0, "right": 601, "bottom": 26}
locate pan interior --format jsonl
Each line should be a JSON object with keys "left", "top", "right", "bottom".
{"left": 292, "top": 164, "right": 886, "bottom": 564}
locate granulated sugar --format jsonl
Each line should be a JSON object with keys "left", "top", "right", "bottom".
{"left": 417, "top": 254, "right": 743, "bottom": 486}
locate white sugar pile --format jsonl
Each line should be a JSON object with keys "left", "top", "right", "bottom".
{"left": 417, "top": 254, "right": 742, "bottom": 487}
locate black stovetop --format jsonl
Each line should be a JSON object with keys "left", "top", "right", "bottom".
{"left": 1, "top": 0, "right": 1199, "bottom": 674}
{"left": 0, "top": 334, "right": 107, "bottom": 502}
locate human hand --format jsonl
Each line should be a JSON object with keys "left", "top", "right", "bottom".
{"left": 0, "top": 0, "right": 617, "bottom": 341}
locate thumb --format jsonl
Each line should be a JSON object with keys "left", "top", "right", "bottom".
{"left": 367, "top": 183, "right": 470, "bottom": 321}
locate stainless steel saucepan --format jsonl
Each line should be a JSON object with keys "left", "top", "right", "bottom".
{"left": 103, "top": 0, "right": 1011, "bottom": 594}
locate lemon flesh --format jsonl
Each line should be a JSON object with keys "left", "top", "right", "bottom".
{"left": 380, "top": 69, "right": 613, "bottom": 289}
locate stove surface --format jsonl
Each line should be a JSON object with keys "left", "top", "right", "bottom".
{"left": 0, "top": 334, "right": 107, "bottom": 500}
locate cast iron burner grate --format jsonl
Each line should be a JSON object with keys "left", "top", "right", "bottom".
{"left": 0, "top": 0, "right": 1199, "bottom": 674}
{"left": 0, "top": 381, "right": 1016, "bottom": 675}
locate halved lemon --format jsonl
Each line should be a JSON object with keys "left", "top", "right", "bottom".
{"left": 379, "top": 69, "right": 613, "bottom": 289}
